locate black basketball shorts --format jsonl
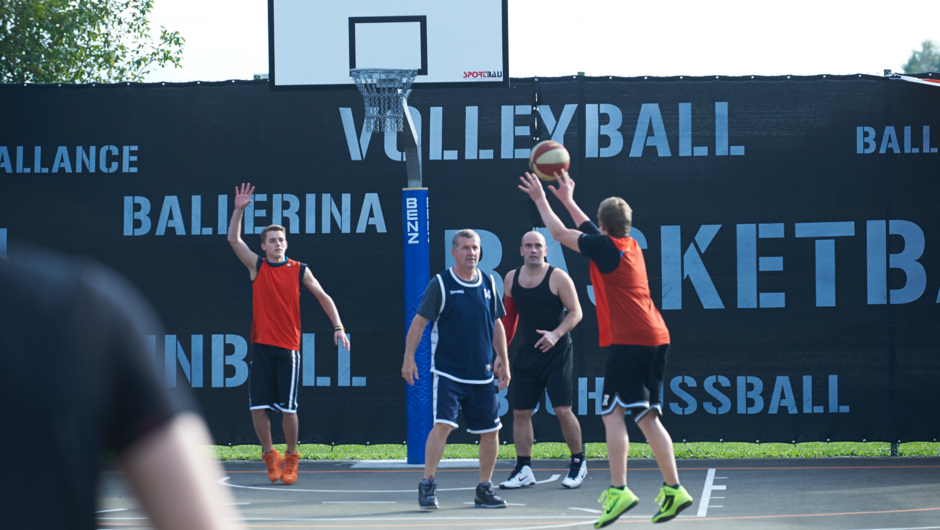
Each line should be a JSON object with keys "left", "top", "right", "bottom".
{"left": 600, "top": 343, "right": 670, "bottom": 422}
{"left": 249, "top": 343, "right": 301, "bottom": 413}
{"left": 508, "top": 340, "right": 573, "bottom": 411}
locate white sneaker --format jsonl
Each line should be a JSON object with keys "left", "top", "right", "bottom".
{"left": 561, "top": 457, "right": 587, "bottom": 488}
{"left": 498, "top": 464, "right": 536, "bottom": 489}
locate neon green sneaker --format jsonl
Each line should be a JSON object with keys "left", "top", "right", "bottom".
{"left": 594, "top": 486, "right": 639, "bottom": 528}
{"left": 652, "top": 484, "right": 693, "bottom": 523}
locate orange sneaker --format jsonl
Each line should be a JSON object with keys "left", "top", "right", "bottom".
{"left": 262, "top": 449, "right": 283, "bottom": 482}
{"left": 282, "top": 452, "right": 300, "bottom": 484}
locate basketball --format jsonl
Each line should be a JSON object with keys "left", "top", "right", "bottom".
{"left": 528, "top": 140, "right": 570, "bottom": 182}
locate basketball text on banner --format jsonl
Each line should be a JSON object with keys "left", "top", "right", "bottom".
{"left": 4, "top": 75, "right": 940, "bottom": 445}
{"left": 403, "top": 187, "right": 430, "bottom": 464}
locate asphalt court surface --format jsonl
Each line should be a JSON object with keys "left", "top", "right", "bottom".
{"left": 97, "top": 456, "right": 940, "bottom": 529}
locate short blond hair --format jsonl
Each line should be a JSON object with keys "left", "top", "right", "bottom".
{"left": 260, "top": 224, "right": 286, "bottom": 242}
{"left": 597, "top": 197, "right": 632, "bottom": 238}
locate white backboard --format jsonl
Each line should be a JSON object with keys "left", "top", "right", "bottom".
{"left": 268, "top": 0, "right": 509, "bottom": 89}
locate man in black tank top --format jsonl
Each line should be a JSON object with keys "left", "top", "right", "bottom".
{"left": 498, "top": 231, "right": 588, "bottom": 490}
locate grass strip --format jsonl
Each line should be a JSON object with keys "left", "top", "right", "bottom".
{"left": 212, "top": 441, "right": 939, "bottom": 461}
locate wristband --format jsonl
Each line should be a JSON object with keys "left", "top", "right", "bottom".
{"left": 334, "top": 325, "right": 344, "bottom": 331}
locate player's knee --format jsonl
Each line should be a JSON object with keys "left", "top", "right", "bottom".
{"left": 601, "top": 407, "right": 627, "bottom": 425}
{"left": 479, "top": 430, "right": 499, "bottom": 442}
{"left": 636, "top": 409, "right": 662, "bottom": 431}
{"left": 513, "top": 409, "right": 534, "bottom": 421}
{"left": 432, "top": 422, "right": 454, "bottom": 437}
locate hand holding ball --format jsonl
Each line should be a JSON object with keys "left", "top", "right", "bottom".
{"left": 528, "top": 140, "right": 570, "bottom": 181}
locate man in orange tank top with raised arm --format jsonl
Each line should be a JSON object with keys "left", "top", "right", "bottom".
{"left": 228, "top": 183, "right": 350, "bottom": 485}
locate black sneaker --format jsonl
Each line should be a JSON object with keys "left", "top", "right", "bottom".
{"left": 418, "top": 478, "right": 439, "bottom": 509}
{"left": 474, "top": 481, "right": 508, "bottom": 508}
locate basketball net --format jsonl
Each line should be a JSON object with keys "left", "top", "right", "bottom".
{"left": 349, "top": 68, "right": 418, "bottom": 133}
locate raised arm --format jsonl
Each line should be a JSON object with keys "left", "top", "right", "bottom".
{"left": 518, "top": 172, "right": 583, "bottom": 253}
{"left": 302, "top": 267, "right": 350, "bottom": 350}
{"left": 227, "top": 183, "right": 259, "bottom": 276}
{"left": 547, "top": 170, "right": 591, "bottom": 228}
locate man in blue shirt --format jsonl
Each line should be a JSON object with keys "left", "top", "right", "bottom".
{"left": 402, "top": 229, "right": 511, "bottom": 510}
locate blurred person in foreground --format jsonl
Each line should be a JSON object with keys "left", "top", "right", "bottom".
{"left": 0, "top": 246, "right": 242, "bottom": 530}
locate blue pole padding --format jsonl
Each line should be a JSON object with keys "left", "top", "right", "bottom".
{"left": 403, "top": 188, "right": 431, "bottom": 465}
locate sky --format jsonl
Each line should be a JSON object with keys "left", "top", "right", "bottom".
{"left": 145, "top": 0, "right": 940, "bottom": 84}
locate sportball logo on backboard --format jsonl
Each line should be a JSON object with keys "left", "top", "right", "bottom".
{"left": 463, "top": 70, "right": 503, "bottom": 79}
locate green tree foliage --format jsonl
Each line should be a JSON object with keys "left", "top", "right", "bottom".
{"left": 0, "top": 0, "right": 184, "bottom": 83}
{"left": 902, "top": 40, "right": 940, "bottom": 74}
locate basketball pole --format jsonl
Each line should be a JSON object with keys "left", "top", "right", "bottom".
{"left": 400, "top": 91, "right": 432, "bottom": 465}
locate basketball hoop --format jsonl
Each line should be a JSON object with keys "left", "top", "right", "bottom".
{"left": 349, "top": 68, "right": 418, "bottom": 133}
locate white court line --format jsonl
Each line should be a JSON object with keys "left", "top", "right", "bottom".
{"left": 536, "top": 473, "right": 561, "bottom": 485}
{"left": 98, "top": 515, "right": 597, "bottom": 528}
{"left": 696, "top": 468, "right": 725, "bottom": 518}
{"left": 219, "top": 473, "right": 559, "bottom": 494}
{"left": 567, "top": 507, "right": 689, "bottom": 522}
{"left": 231, "top": 515, "right": 599, "bottom": 522}
{"left": 322, "top": 501, "right": 397, "bottom": 504}
{"left": 848, "top": 527, "right": 940, "bottom": 530}
{"left": 95, "top": 508, "right": 127, "bottom": 513}
{"left": 219, "top": 476, "right": 419, "bottom": 493}
{"left": 485, "top": 522, "right": 596, "bottom": 530}
{"left": 569, "top": 507, "right": 601, "bottom": 514}
{"left": 98, "top": 516, "right": 596, "bottom": 529}
{"left": 460, "top": 502, "right": 528, "bottom": 507}
{"left": 352, "top": 459, "right": 480, "bottom": 469}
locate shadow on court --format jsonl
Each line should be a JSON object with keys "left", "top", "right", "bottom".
{"left": 96, "top": 456, "right": 940, "bottom": 529}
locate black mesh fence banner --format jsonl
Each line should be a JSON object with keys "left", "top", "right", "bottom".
{"left": 1, "top": 75, "right": 938, "bottom": 445}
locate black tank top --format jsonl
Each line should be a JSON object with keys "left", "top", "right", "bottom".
{"left": 512, "top": 265, "right": 571, "bottom": 351}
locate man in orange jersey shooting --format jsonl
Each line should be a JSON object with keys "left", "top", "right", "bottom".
{"left": 518, "top": 170, "right": 693, "bottom": 526}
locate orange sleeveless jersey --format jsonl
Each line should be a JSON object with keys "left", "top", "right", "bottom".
{"left": 251, "top": 258, "right": 304, "bottom": 351}
{"left": 588, "top": 236, "right": 670, "bottom": 347}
